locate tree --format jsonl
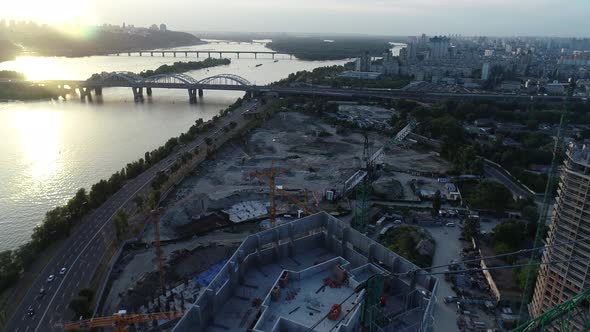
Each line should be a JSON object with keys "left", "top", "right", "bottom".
{"left": 470, "top": 180, "right": 513, "bottom": 213}
{"left": 514, "top": 262, "right": 539, "bottom": 291}
{"left": 133, "top": 195, "right": 145, "bottom": 211}
{"left": 462, "top": 217, "right": 480, "bottom": 239}
{"left": 492, "top": 219, "right": 526, "bottom": 249}
{"left": 78, "top": 288, "right": 95, "bottom": 302}
{"left": 432, "top": 190, "right": 441, "bottom": 217}
{"left": 0, "top": 250, "right": 20, "bottom": 292}
{"left": 69, "top": 296, "right": 91, "bottom": 319}
{"left": 521, "top": 205, "right": 539, "bottom": 222}
{"left": 112, "top": 209, "right": 129, "bottom": 241}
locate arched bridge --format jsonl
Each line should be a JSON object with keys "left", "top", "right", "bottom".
{"left": 53, "top": 72, "right": 256, "bottom": 103}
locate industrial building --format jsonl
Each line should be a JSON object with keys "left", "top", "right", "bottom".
{"left": 173, "top": 212, "right": 437, "bottom": 332}
{"left": 529, "top": 143, "right": 590, "bottom": 329}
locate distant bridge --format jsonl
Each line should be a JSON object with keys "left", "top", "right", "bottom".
{"left": 2, "top": 72, "right": 585, "bottom": 104}
{"left": 108, "top": 49, "right": 292, "bottom": 59}
{"left": 30, "top": 72, "right": 256, "bottom": 103}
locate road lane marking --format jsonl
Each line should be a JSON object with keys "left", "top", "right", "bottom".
{"left": 32, "top": 171, "right": 163, "bottom": 332}
{"left": 31, "top": 103, "right": 257, "bottom": 332}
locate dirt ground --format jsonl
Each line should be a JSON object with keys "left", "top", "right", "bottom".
{"left": 104, "top": 109, "right": 454, "bottom": 317}
{"left": 101, "top": 229, "right": 249, "bottom": 315}
{"left": 150, "top": 111, "right": 454, "bottom": 238}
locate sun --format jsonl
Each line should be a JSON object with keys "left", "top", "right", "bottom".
{"left": 2, "top": 0, "right": 97, "bottom": 26}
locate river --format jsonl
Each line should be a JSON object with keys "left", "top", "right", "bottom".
{"left": 0, "top": 42, "right": 404, "bottom": 251}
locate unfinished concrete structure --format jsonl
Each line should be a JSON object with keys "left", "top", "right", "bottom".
{"left": 173, "top": 212, "right": 437, "bottom": 332}
{"left": 530, "top": 143, "right": 590, "bottom": 327}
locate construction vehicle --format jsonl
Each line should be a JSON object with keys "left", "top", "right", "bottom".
{"left": 64, "top": 310, "right": 184, "bottom": 331}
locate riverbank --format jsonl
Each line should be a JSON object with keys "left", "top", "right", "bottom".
{"left": 0, "top": 84, "right": 59, "bottom": 101}
{"left": 267, "top": 36, "right": 392, "bottom": 60}
{"left": 138, "top": 58, "right": 231, "bottom": 77}
{"left": 0, "top": 27, "right": 204, "bottom": 62}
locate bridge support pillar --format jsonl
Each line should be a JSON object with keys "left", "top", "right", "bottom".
{"left": 254, "top": 53, "right": 257, "bottom": 59}
{"left": 132, "top": 87, "right": 144, "bottom": 102}
{"left": 95, "top": 87, "right": 102, "bottom": 96}
{"left": 207, "top": 52, "right": 211, "bottom": 58}
{"left": 185, "top": 52, "right": 188, "bottom": 57}
{"left": 196, "top": 52, "right": 199, "bottom": 58}
{"left": 237, "top": 52, "right": 239, "bottom": 59}
{"left": 188, "top": 89, "right": 198, "bottom": 104}
{"left": 161, "top": 52, "right": 165, "bottom": 57}
{"left": 79, "top": 87, "right": 92, "bottom": 101}
{"left": 146, "top": 88, "right": 152, "bottom": 97}
{"left": 290, "top": 54, "right": 293, "bottom": 60}
{"left": 272, "top": 53, "right": 275, "bottom": 59}
{"left": 198, "top": 89, "right": 203, "bottom": 97}
{"left": 128, "top": 52, "right": 131, "bottom": 56}
{"left": 219, "top": 52, "right": 222, "bottom": 58}
{"left": 150, "top": 52, "right": 154, "bottom": 56}
{"left": 173, "top": 52, "right": 176, "bottom": 57}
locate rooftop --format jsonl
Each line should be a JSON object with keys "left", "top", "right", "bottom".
{"left": 172, "top": 212, "right": 437, "bottom": 332}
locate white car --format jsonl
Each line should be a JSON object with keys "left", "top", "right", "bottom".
{"left": 46, "top": 275, "right": 55, "bottom": 282}
{"left": 59, "top": 267, "right": 67, "bottom": 275}
{"left": 445, "top": 222, "right": 456, "bottom": 227}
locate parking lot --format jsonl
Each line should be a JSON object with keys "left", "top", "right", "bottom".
{"left": 427, "top": 216, "right": 503, "bottom": 332}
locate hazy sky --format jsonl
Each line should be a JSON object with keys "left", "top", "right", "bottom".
{"left": 3, "top": 0, "right": 589, "bottom": 37}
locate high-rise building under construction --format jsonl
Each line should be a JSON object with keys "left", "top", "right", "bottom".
{"left": 529, "top": 143, "right": 590, "bottom": 327}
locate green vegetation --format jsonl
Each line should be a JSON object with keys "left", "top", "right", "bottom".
{"left": 68, "top": 288, "right": 95, "bottom": 319}
{"left": 0, "top": 24, "right": 202, "bottom": 58}
{"left": 112, "top": 209, "right": 129, "bottom": 241}
{"left": 491, "top": 219, "right": 527, "bottom": 262}
{"left": 273, "top": 64, "right": 410, "bottom": 89}
{"left": 0, "top": 71, "right": 58, "bottom": 100}
{"left": 462, "top": 180, "right": 513, "bottom": 212}
{"left": 400, "top": 97, "right": 590, "bottom": 189}
{"left": 0, "top": 84, "right": 58, "bottom": 101}
{"left": 462, "top": 217, "right": 481, "bottom": 240}
{"left": 0, "top": 70, "right": 25, "bottom": 80}
{"left": 514, "top": 261, "right": 539, "bottom": 291}
{"left": 0, "top": 97, "right": 247, "bottom": 294}
{"left": 274, "top": 65, "right": 353, "bottom": 85}
{"left": 138, "top": 58, "right": 230, "bottom": 77}
{"left": 381, "top": 226, "right": 434, "bottom": 268}
{"left": 267, "top": 36, "right": 392, "bottom": 60}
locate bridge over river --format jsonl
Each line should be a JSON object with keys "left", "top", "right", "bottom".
{"left": 2, "top": 71, "right": 583, "bottom": 104}
{"left": 109, "top": 49, "right": 292, "bottom": 59}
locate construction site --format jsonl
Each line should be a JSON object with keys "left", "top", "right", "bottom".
{"left": 89, "top": 103, "right": 452, "bottom": 331}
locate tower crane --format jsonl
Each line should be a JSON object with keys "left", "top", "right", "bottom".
{"left": 249, "top": 162, "right": 318, "bottom": 227}
{"left": 64, "top": 310, "right": 184, "bottom": 331}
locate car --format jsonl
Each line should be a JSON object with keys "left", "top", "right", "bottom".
{"left": 46, "top": 275, "right": 55, "bottom": 282}
{"left": 445, "top": 222, "right": 456, "bottom": 227}
{"left": 59, "top": 267, "right": 67, "bottom": 275}
{"left": 27, "top": 305, "right": 35, "bottom": 316}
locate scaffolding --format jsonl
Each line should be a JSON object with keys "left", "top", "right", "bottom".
{"left": 513, "top": 288, "right": 590, "bottom": 332}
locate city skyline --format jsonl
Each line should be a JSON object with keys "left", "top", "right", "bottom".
{"left": 1, "top": 0, "right": 590, "bottom": 37}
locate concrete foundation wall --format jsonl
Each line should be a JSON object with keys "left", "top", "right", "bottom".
{"left": 173, "top": 212, "right": 437, "bottom": 332}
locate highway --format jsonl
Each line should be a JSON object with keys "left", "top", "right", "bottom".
{"left": 1, "top": 78, "right": 583, "bottom": 104}
{"left": 3, "top": 100, "right": 258, "bottom": 332}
